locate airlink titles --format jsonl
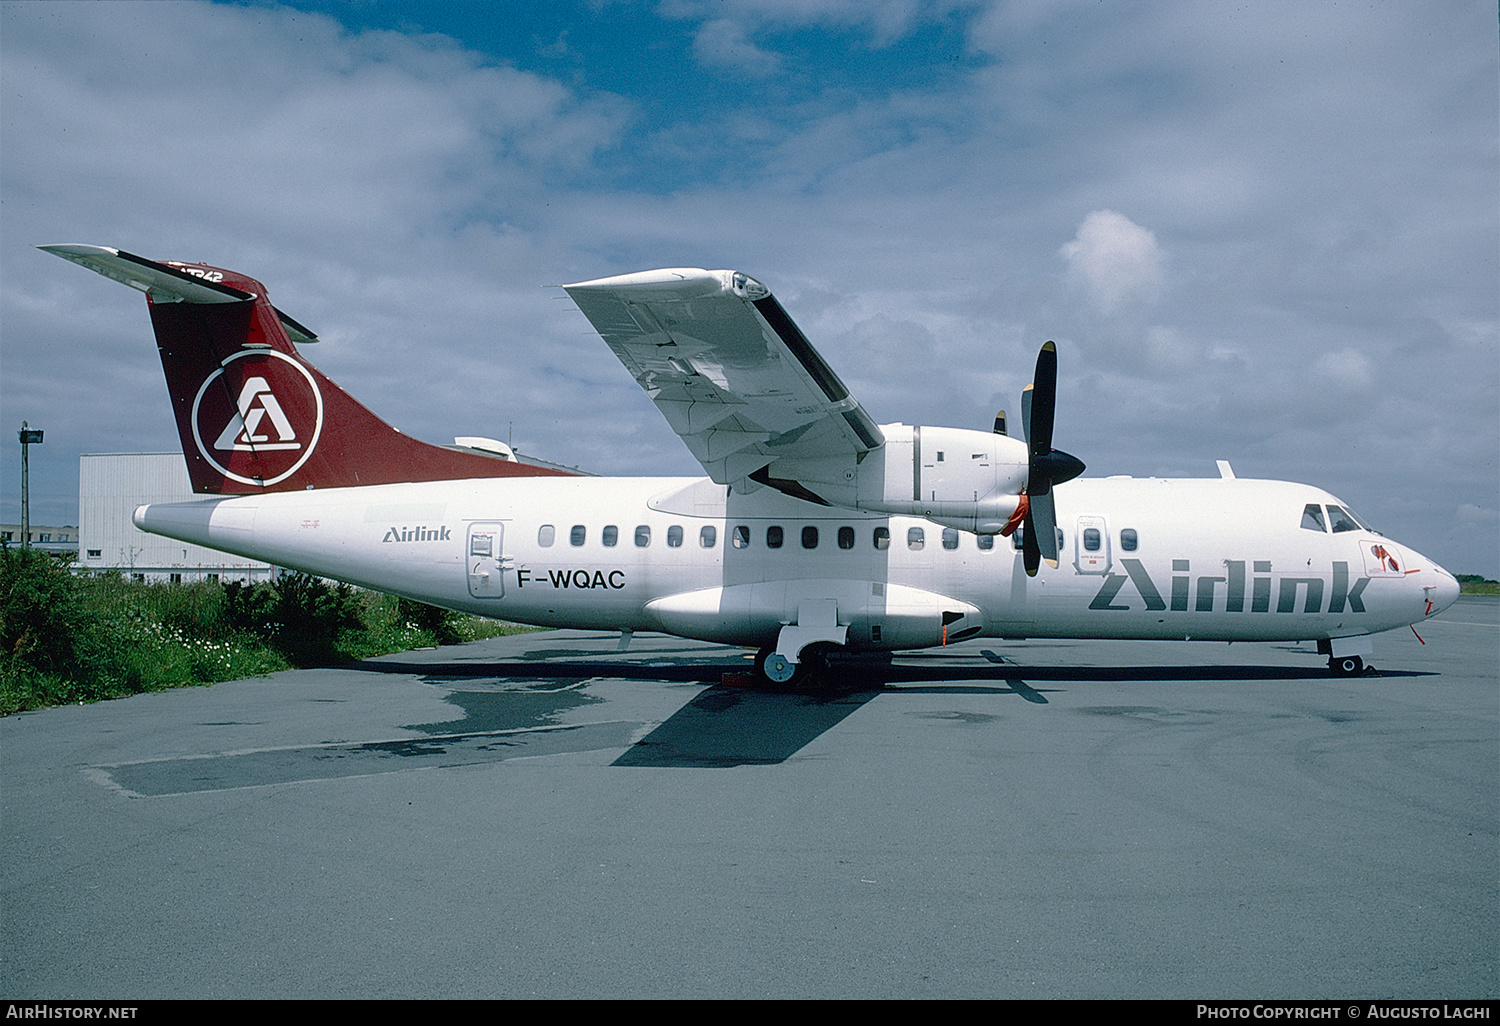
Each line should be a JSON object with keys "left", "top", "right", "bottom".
{"left": 382, "top": 525, "right": 451, "bottom": 543}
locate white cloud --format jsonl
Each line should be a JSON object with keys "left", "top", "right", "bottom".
{"left": 691, "top": 19, "right": 783, "bottom": 77}
{"left": 1314, "top": 349, "right": 1375, "bottom": 391}
{"left": 1059, "top": 210, "right": 1166, "bottom": 314}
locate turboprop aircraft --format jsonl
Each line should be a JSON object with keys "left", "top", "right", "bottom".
{"left": 41, "top": 244, "right": 1460, "bottom": 683}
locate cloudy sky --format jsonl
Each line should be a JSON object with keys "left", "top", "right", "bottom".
{"left": 2, "top": 0, "right": 1496, "bottom": 575}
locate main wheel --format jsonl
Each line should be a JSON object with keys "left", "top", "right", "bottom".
{"left": 755, "top": 646, "right": 800, "bottom": 686}
{"left": 1329, "top": 655, "right": 1364, "bottom": 677}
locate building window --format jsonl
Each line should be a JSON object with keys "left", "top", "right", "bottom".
{"left": 87, "top": 549, "right": 101, "bottom": 558}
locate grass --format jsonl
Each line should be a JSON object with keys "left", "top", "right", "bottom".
{"left": 0, "top": 548, "right": 535, "bottom": 715}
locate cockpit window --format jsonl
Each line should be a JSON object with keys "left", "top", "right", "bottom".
{"left": 1301, "top": 504, "right": 1327, "bottom": 532}
{"left": 1326, "top": 505, "right": 1362, "bottom": 533}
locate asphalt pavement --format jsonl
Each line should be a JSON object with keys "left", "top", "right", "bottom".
{"left": 3, "top": 599, "right": 1495, "bottom": 998}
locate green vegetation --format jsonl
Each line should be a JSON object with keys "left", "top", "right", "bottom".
{"left": 1457, "top": 574, "right": 1499, "bottom": 596}
{"left": 0, "top": 546, "right": 533, "bottom": 715}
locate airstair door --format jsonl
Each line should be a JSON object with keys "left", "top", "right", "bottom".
{"left": 466, "top": 522, "right": 508, "bottom": 598}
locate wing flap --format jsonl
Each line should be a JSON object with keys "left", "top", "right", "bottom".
{"left": 563, "top": 268, "right": 883, "bottom": 495}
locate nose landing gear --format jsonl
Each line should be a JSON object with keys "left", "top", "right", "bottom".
{"left": 1329, "top": 655, "right": 1365, "bottom": 677}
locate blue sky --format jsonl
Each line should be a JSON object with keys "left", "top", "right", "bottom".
{"left": 2, "top": 0, "right": 1496, "bottom": 575}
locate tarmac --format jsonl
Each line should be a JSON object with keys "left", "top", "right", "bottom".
{"left": 3, "top": 598, "right": 1496, "bottom": 999}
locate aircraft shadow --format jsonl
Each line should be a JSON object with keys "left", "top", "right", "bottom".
{"left": 348, "top": 653, "right": 1433, "bottom": 769}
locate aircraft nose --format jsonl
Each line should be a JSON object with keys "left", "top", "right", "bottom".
{"left": 1424, "top": 562, "right": 1460, "bottom": 618}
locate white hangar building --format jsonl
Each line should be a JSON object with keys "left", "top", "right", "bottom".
{"left": 77, "top": 453, "right": 272, "bottom": 583}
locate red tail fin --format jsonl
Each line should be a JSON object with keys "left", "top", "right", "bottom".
{"left": 41, "top": 245, "right": 573, "bottom": 493}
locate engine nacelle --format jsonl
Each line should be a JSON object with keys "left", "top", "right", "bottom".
{"left": 763, "top": 423, "right": 1028, "bottom": 532}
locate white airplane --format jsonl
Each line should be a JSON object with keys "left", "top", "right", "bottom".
{"left": 42, "top": 244, "right": 1460, "bottom": 682}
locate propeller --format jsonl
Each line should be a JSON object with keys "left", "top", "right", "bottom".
{"left": 1016, "top": 342, "right": 1085, "bottom": 577}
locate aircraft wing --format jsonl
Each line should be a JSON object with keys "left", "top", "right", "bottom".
{"left": 563, "top": 269, "right": 884, "bottom": 499}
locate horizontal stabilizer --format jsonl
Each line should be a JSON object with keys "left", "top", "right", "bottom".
{"left": 39, "top": 244, "right": 254, "bottom": 304}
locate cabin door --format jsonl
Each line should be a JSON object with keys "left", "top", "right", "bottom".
{"left": 466, "top": 522, "right": 509, "bottom": 598}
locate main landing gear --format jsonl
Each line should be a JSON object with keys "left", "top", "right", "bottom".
{"left": 1328, "top": 655, "right": 1365, "bottom": 677}
{"left": 753, "top": 643, "right": 839, "bottom": 688}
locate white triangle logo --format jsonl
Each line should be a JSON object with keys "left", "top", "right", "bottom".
{"left": 213, "top": 376, "right": 301, "bottom": 451}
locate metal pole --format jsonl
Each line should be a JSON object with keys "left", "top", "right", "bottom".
{"left": 17, "top": 422, "right": 43, "bottom": 550}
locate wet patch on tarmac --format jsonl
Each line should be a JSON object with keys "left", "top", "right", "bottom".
{"left": 94, "top": 719, "right": 642, "bottom": 798}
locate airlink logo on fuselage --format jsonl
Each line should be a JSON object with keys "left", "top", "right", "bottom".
{"left": 1089, "top": 559, "right": 1370, "bottom": 614}
{"left": 382, "top": 525, "right": 451, "bottom": 543}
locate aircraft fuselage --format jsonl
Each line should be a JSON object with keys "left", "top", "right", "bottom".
{"left": 135, "top": 472, "right": 1456, "bottom": 658}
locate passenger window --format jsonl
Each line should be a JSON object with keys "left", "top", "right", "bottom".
{"left": 908, "top": 527, "right": 925, "bottom": 550}
{"left": 873, "top": 527, "right": 891, "bottom": 550}
{"left": 538, "top": 524, "right": 555, "bottom": 547}
{"left": 976, "top": 534, "right": 994, "bottom": 550}
{"left": 570, "top": 525, "right": 586, "bottom": 546}
{"left": 1083, "top": 528, "right": 1101, "bottom": 552}
{"left": 634, "top": 525, "right": 651, "bottom": 547}
{"left": 701, "top": 525, "right": 717, "bottom": 548}
{"left": 602, "top": 525, "right": 618, "bottom": 547}
{"left": 766, "top": 525, "right": 783, "bottom": 548}
{"left": 732, "top": 525, "right": 750, "bottom": 548}
{"left": 802, "top": 525, "right": 819, "bottom": 549}
{"left": 1301, "top": 504, "right": 1327, "bottom": 532}
{"left": 667, "top": 525, "right": 683, "bottom": 548}
{"left": 1326, "top": 505, "right": 1360, "bottom": 533}
{"left": 942, "top": 527, "right": 959, "bottom": 550}
{"left": 1120, "top": 528, "right": 1138, "bottom": 551}
{"left": 838, "top": 526, "right": 855, "bottom": 550}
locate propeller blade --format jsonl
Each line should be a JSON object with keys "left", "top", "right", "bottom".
{"left": 1022, "top": 509, "right": 1041, "bottom": 576}
{"left": 1028, "top": 341, "right": 1057, "bottom": 457}
{"left": 1031, "top": 487, "right": 1059, "bottom": 569}
{"left": 1017, "top": 340, "right": 1082, "bottom": 576}
{"left": 993, "top": 410, "right": 1007, "bottom": 436}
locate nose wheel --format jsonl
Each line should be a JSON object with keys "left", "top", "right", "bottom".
{"left": 1329, "top": 655, "right": 1365, "bottom": 677}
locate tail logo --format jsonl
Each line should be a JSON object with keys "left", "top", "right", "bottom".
{"left": 213, "top": 377, "right": 300, "bottom": 452}
{"left": 190, "top": 350, "right": 324, "bottom": 487}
